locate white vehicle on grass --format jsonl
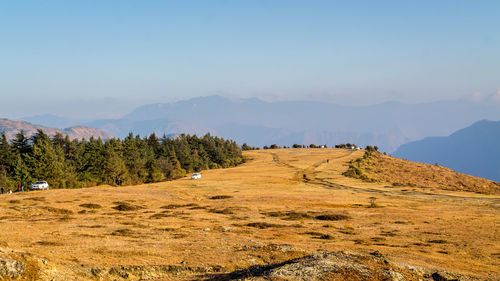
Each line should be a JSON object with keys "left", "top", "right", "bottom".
{"left": 191, "top": 173, "right": 202, "bottom": 180}
{"left": 31, "top": 181, "right": 49, "bottom": 190}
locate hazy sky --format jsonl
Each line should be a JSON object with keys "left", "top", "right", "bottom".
{"left": 1, "top": 0, "right": 499, "bottom": 119}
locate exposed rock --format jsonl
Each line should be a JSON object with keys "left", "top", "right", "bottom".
{"left": 265, "top": 251, "right": 394, "bottom": 281}
{"left": 0, "top": 258, "right": 26, "bottom": 278}
{"left": 221, "top": 226, "right": 234, "bottom": 232}
{"left": 201, "top": 251, "right": 487, "bottom": 281}
{"left": 88, "top": 264, "right": 223, "bottom": 280}
{"left": 430, "top": 270, "right": 461, "bottom": 281}
{"left": 385, "top": 269, "right": 405, "bottom": 281}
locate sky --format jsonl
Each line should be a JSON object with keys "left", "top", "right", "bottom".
{"left": 1, "top": 0, "right": 499, "bottom": 119}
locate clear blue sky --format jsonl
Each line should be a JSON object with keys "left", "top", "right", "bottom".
{"left": 1, "top": 0, "right": 499, "bottom": 118}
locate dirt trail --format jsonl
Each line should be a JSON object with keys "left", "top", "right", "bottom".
{"left": 270, "top": 150, "right": 356, "bottom": 183}
{"left": 271, "top": 149, "right": 500, "bottom": 206}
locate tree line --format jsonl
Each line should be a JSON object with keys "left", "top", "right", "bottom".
{"left": 0, "top": 130, "right": 243, "bottom": 190}
{"left": 241, "top": 143, "right": 329, "bottom": 150}
{"left": 243, "top": 142, "right": 381, "bottom": 152}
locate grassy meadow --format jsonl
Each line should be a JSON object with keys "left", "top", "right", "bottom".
{"left": 0, "top": 148, "right": 498, "bottom": 280}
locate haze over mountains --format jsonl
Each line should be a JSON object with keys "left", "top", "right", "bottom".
{"left": 21, "top": 95, "right": 500, "bottom": 153}
{"left": 394, "top": 120, "right": 500, "bottom": 182}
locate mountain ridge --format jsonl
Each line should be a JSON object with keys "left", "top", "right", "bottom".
{"left": 0, "top": 118, "right": 112, "bottom": 140}
{"left": 121, "top": 96, "right": 500, "bottom": 152}
{"left": 393, "top": 120, "right": 500, "bottom": 182}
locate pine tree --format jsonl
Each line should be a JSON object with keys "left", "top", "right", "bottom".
{"left": 13, "top": 155, "right": 31, "bottom": 185}
{"left": 78, "top": 137, "right": 105, "bottom": 184}
{"left": 146, "top": 159, "right": 165, "bottom": 183}
{"left": 102, "top": 140, "right": 129, "bottom": 186}
{"left": 12, "top": 130, "right": 31, "bottom": 157}
{"left": 25, "top": 134, "right": 65, "bottom": 187}
{"left": 0, "top": 132, "right": 15, "bottom": 174}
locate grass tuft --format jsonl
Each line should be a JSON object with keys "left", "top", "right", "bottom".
{"left": 209, "top": 195, "right": 233, "bottom": 200}
{"left": 246, "top": 222, "right": 285, "bottom": 229}
{"left": 112, "top": 203, "right": 143, "bottom": 211}
{"left": 315, "top": 214, "right": 350, "bottom": 221}
{"left": 79, "top": 203, "right": 102, "bottom": 209}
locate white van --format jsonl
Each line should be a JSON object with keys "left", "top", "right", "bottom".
{"left": 31, "top": 181, "right": 49, "bottom": 190}
{"left": 191, "top": 173, "right": 202, "bottom": 180}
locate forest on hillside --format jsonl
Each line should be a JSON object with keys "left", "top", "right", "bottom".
{"left": 0, "top": 130, "right": 243, "bottom": 190}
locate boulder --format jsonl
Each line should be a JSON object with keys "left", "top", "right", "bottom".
{"left": 0, "top": 258, "right": 26, "bottom": 279}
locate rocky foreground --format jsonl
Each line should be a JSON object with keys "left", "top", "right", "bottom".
{"left": 0, "top": 246, "right": 483, "bottom": 280}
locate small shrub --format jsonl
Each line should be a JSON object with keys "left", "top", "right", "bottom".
{"left": 427, "top": 239, "right": 447, "bottom": 244}
{"left": 36, "top": 241, "right": 61, "bottom": 246}
{"left": 58, "top": 215, "right": 74, "bottom": 221}
{"left": 41, "top": 206, "right": 74, "bottom": 215}
{"left": 339, "top": 224, "right": 356, "bottom": 234}
{"left": 264, "top": 211, "right": 311, "bottom": 220}
{"left": 160, "top": 203, "right": 198, "bottom": 209}
{"left": 79, "top": 203, "right": 102, "bottom": 209}
{"left": 370, "top": 237, "right": 386, "bottom": 242}
{"left": 209, "top": 195, "right": 233, "bottom": 200}
{"left": 110, "top": 228, "right": 135, "bottom": 236}
{"left": 209, "top": 208, "right": 235, "bottom": 215}
{"left": 161, "top": 204, "right": 184, "bottom": 209}
{"left": 149, "top": 213, "right": 171, "bottom": 219}
{"left": 380, "top": 231, "right": 397, "bottom": 237}
{"left": 318, "top": 234, "right": 333, "bottom": 240}
{"left": 315, "top": 214, "right": 350, "bottom": 221}
{"left": 112, "top": 203, "right": 143, "bottom": 211}
{"left": 246, "top": 222, "right": 284, "bottom": 229}
{"left": 302, "top": 231, "right": 324, "bottom": 236}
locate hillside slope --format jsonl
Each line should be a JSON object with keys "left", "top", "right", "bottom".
{"left": 393, "top": 120, "right": 500, "bottom": 182}
{"left": 0, "top": 118, "right": 112, "bottom": 140}
{"left": 345, "top": 150, "right": 500, "bottom": 194}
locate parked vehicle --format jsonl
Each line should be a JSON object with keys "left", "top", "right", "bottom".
{"left": 31, "top": 181, "right": 49, "bottom": 190}
{"left": 191, "top": 173, "right": 202, "bottom": 180}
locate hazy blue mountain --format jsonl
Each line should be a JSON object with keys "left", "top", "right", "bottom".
{"left": 393, "top": 120, "right": 500, "bottom": 182}
{"left": 121, "top": 95, "right": 500, "bottom": 152}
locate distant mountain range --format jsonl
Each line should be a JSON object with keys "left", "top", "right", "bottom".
{"left": 393, "top": 120, "right": 500, "bottom": 182}
{"left": 0, "top": 119, "right": 112, "bottom": 140}
{"left": 21, "top": 95, "right": 500, "bottom": 152}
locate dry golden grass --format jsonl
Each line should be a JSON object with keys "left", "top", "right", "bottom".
{"left": 0, "top": 148, "right": 498, "bottom": 280}
{"left": 347, "top": 151, "right": 500, "bottom": 194}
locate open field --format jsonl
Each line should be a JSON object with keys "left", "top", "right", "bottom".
{"left": 0, "top": 148, "right": 498, "bottom": 280}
